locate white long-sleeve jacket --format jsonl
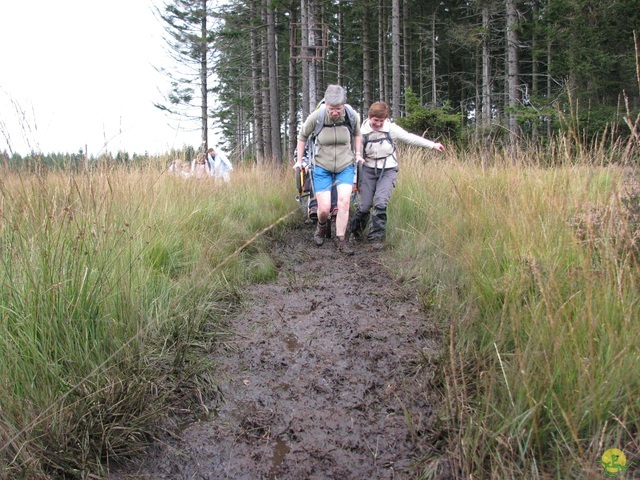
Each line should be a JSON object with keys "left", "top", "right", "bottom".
{"left": 361, "top": 118, "right": 438, "bottom": 170}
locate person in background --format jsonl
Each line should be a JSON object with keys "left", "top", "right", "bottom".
{"left": 351, "top": 101, "right": 445, "bottom": 249}
{"left": 191, "top": 152, "right": 210, "bottom": 179}
{"left": 293, "top": 85, "right": 362, "bottom": 255}
{"left": 206, "top": 148, "right": 216, "bottom": 174}
{"left": 169, "top": 158, "right": 190, "bottom": 178}
{"left": 207, "top": 147, "right": 233, "bottom": 183}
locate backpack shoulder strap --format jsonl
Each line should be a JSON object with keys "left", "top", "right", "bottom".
{"left": 314, "top": 103, "right": 356, "bottom": 136}
{"left": 313, "top": 105, "right": 326, "bottom": 138}
{"left": 343, "top": 104, "right": 356, "bottom": 135}
{"left": 363, "top": 128, "right": 395, "bottom": 158}
{"left": 301, "top": 105, "right": 325, "bottom": 167}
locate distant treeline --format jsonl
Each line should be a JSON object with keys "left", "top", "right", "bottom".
{"left": 0, "top": 146, "right": 204, "bottom": 172}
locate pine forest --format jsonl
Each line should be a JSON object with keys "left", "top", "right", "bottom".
{"left": 155, "top": 0, "right": 640, "bottom": 164}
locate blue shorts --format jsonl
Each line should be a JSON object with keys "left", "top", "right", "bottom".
{"left": 312, "top": 164, "right": 355, "bottom": 193}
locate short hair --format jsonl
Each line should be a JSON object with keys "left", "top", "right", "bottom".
{"left": 324, "top": 85, "right": 346, "bottom": 106}
{"left": 368, "top": 101, "right": 390, "bottom": 119}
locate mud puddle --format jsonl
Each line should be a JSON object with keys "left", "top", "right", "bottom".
{"left": 113, "top": 223, "right": 444, "bottom": 479}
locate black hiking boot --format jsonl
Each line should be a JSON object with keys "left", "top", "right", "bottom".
{"left": 370, "top": 239, "right": 385, "bottom": 251}
{"left": 314, "top": 222, "right": 328, "bottom": 246}
{"left": 368, "top": 235, "right": 386, "bottom": 251}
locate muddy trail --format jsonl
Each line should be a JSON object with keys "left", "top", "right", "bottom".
{"left": 115, "top": 222, "right": 446, "bottom": 479}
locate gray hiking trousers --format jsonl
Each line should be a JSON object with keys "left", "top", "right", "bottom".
{"left": 351, "top": 165, "right": 398, "bottom": 241}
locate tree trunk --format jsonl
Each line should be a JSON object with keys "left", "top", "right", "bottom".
{"left": 301, "top": 0, "right": 310, "bottom": 118}
{"left": 314, "top": 0, "right": 324, "bottom": 99}
{"left": 362, "top": 0, "right": 373, "bottom": 111}
{"left": 506, "top": 0, "right": 519, "bottom": 144}
{"left": 482, "top": 3, "right": 491, "bottom": 130}
{"left": 235, "top": 101, "right": 245, "bottom": 158}
{"left": 288, "top": 2, "right": 299, "bottom": 160}
{"left": 402, "top": 0, "right": 410, "bottom": 115}
{"left": 378, "top": 0, "right": 387, "bottom": 103}
{"left": 547, "top": 33, "right": 552, "bottom": 138}
{"left": 266, "top": 0, "right": 282, "bottom": 163}
{"left": 337, "top": 1, "right": 343, "bottom": 85}
{"left": 251, "top": 0, "right": 265, "bottom": 164}
{"left": 419, "top": 30, "right": 424, "bottom": 102}
{"left": 200, "top": 0, "right": 208, "bottom": 152}
{"left": 431, "top": 11, "right": 437, "bottom": 107}
{"left": 308, "top": 0, "right": 318, "bottom": 109}
{"left": 391, "top": 0, "right": 401, "bottom": 118}
{"left": 261, "top": 1, "right": 273, "bottom": 161}
{"left": 530, "top": 0, "right": 539, "bottom": 144}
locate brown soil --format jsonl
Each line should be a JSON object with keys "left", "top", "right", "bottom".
{"left": 113, "top": 222, "right": 446, "bottom": 479}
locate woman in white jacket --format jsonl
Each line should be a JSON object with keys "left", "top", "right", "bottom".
{"left": 351, "top": 101, "right": 445, "bottom": 248}
{"left": 207, "top": 147, "right": 233, "bottom": 183}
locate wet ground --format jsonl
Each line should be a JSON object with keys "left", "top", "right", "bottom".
{"left": 113, "top": 223, "right": 444, "bottom": 479}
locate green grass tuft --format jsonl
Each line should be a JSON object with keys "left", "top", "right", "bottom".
{"left": 387, "top": 147, "right": 640, "bottom": 478}
{"left": 0, "top": 163, "right": 299, "bottom": 478}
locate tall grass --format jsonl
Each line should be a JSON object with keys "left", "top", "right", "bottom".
{"left": 0, "top": 161, "right": 299, "bottom": 478}
{"left": 3, "top": 144, "right": 638, "bottom": 478}
{"left": 389, "top": 146, "right": 640, "bottom": 478}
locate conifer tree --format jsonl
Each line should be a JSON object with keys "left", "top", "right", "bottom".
{"left": 155, "top": 0, "right": 216, "bottom": 152}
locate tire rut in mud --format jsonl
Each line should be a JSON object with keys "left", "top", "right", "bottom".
{"left": 116, "top": 223, "right": 443, "bottom": 479}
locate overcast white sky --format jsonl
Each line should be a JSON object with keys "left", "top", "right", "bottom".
{"left": 0, "top": 0, "right": 220, "bottom": 157}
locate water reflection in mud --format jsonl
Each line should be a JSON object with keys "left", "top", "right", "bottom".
{"left": 268, "top": 437, "right": 290, "bottom": 479}
{"left": 283, "top": 332, "right": 302, "bottom": 353}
